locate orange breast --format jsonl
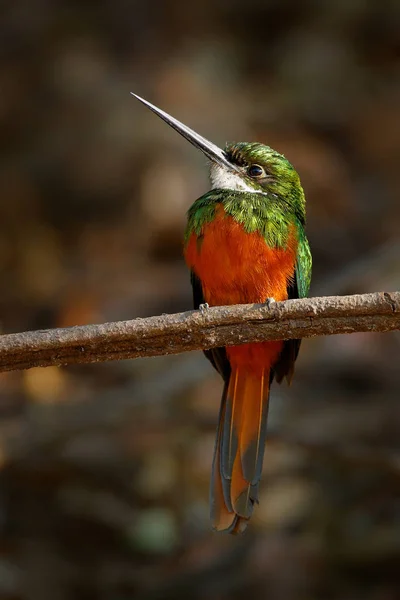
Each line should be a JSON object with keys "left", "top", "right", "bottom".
{"left": 185, "top": 204, "right": 297, "bottom": 305}
{"left": 184, "top": 204, "right": 298, "bottom": 372}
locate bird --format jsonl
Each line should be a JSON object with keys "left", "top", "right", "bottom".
{"left": 131, "top": 93, "right": 312, "bottom": 534}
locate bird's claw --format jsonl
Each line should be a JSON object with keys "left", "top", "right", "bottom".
{"left": 265, "top": 297, "right": 276, "bottom": 309}
{"left": 199, "top": 302, "right": 209, "bottom": 315}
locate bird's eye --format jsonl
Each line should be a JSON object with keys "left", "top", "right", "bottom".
{"left": 247, "top": 164, "right": 265, "bottom": 178}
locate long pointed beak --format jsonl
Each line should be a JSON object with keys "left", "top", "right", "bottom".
{"left": 131, "top": 93, "right": 239, "bottom": 172}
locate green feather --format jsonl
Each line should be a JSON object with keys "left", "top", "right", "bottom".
{"left": 295, "top": 228, "right": 312, "bottom": 298}
{"left": 184, "top": 141, "right": 312, "bottom": 295}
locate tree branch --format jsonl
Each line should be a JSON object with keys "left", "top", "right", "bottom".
{"left": 0, "top": 292, "right": 399, "bottom": 373}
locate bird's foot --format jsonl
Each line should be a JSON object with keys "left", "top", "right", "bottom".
{"left": 265, "top": 297, "right": 276, "bottom": 309}
{"left": 199, "top": 302, "right": 209, "bottom": 315}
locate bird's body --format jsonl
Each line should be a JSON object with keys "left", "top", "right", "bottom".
{"left": 183, "top": 144, "right": 311, "bottom": 532}
{"left": 132, "top": 95, "right": 312, "bottom": 533}
{"left": 185, "top": 198, "right": 295, "bottom": 369}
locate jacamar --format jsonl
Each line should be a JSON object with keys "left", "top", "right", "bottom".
{"left": 132, "top": 93, "right": 312, "bottom": 534}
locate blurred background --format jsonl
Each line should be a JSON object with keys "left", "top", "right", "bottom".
{"left": 0, "top": 0, "right": 400, "bottom": 598}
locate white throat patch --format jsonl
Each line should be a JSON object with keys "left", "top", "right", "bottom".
{"left": 209, "top": 164, "right": 265, "bottom": 194}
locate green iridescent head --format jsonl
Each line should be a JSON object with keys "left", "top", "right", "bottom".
{"left": 131, "top": 94, "right": 305, "bottom": 223}
{"left": 224, "top": 142, "right": 299, "bottom": 191}
{"left": 210, "top": 142, "right": 305, "bottom": 218}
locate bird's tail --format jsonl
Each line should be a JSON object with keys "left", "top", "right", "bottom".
{"left": 210, "top": 365, "right": 270, "bottom": 533}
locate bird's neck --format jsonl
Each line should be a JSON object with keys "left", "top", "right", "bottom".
{"left": 185, "top": 189, "right": 300, "bottom": 250}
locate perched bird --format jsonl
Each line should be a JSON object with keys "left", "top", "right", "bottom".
{"left": 132, "top": 93, "right": 312, "bottom": 533}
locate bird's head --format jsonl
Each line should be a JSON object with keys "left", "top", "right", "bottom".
{"left": 131, "top": 94, "right": 305, "bottom": 221}
{"left": 212, "top": 141, "right": 301, "bottom": 196}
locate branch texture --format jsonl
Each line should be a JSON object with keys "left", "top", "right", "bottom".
{"left": 0, "top": 292, "right": 399, "bottom": 373}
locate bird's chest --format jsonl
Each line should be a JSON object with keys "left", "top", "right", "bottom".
{"left": 184, "top": 205, "right": 297, "bottom": 306}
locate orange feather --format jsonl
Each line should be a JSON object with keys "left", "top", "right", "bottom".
{"left": 185, "top": 203, "right": 298, "bottom": 531}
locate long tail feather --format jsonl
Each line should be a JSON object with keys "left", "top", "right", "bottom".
{"left": 210, "top": 382, "right": 237, "bottom": 532}
{"left": 210, "top": 366, "right": 271, "bottom": 532}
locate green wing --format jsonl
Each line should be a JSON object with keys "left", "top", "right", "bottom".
{"left": 273, "top": 226, "right": 312, "bottom": 384}
{"left": 295, "top": 227, "right": 312, "bottom": 299}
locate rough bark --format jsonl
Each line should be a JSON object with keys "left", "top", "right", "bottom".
{"left": 0, "top": 292, "right": 398, "bottom": 373}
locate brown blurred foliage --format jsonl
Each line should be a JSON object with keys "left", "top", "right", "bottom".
{"left": 0, "top": 1, "right": 399, "bottom": 598}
